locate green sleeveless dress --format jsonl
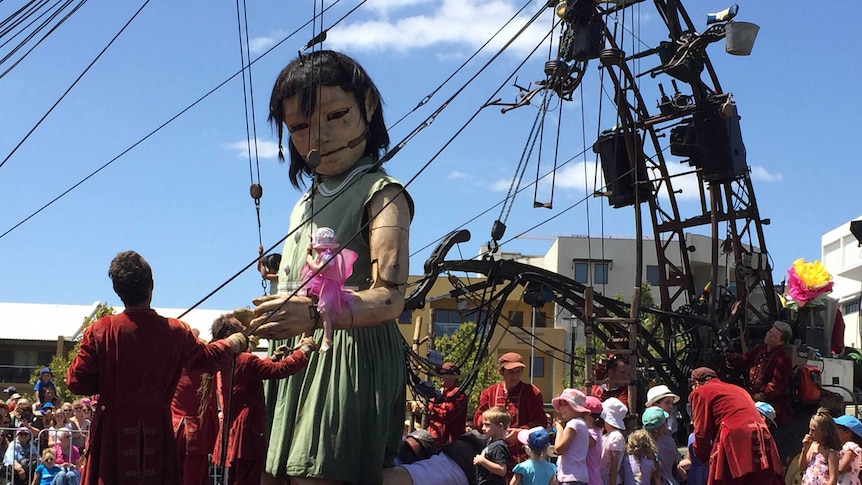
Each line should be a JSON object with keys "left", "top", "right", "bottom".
{"left": 264, "top": 157, "right": 413, "bottom": 484}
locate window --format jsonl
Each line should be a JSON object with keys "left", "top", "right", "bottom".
{"left": 844, "top": 298, "right": 861, "bottom": 315}
{"left": 398, "top": 309, "right": 412, "bottom": 324}
{"left": 433, "top": 309, "right": 463, "bottom": 336}
{"left": 531, "top": 357, "right": 545, "bottom": 377}
{"left": 533, "top": 311, "right": 548, "bottom": 328}
{"left": 646, "top": 265, "right": 660, "bottom": 286}
{"left": 508, "top": 311, "right": 524, "bottom": 328}
{"left": 574, "top": 262, "right": 588, "bottom": 284}
{"left": 594, "top": 263, "right": 609, "bottom": 285}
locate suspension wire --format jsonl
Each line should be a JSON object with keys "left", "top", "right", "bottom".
{"left": 530, "top": 94, "right": 550, "bottom": 207}
{"left": 372, "top": 4, "right": 553, "bottom": 167}
{"left": 411, "top": 144, "right": 590, "bottom": 258}
{"left": 0, "top": 1, "right": 346, "bottom": 241}
{"left": 234, "top": 0, "right": 263, "bottom": 248}
{"left": 389, "top": 0, "right": 535, "bottom": 131}
{"left": 0, "top": 0, "right": 146, "bottom": 172}
{"left": 579, "top": 77, "right": 593, "bottom": 269}
{"left": 0, "top": 1, "right": 44, "bottom": 38}
{"left": 0, "top": 0, "right": 86, "bottom": 79}
{"left": 1, "top": 0, "right": 53, "bottom": 48}
{"left": 181, "top": 11, "right": 559, "bottom": 318}
{"left": 498, "top": 105, "right": 544, "bottom": 225}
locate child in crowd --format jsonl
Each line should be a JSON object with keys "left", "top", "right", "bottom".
{"left": 756, "top": 402, "right": 778, "bottom": 429}
{"left": 474, "top": 406, "right": 512, "bottom": 485}
{"left": 642, "top": 406, "right": 684, "bottom": 485}
{"left": 31, "top": 448, "right": 61, "bottom": 485}
{"left": 623, "top": 429, "right": 660, "bottom": 485}
{"left": 511, "top": 426, "right": 556, "bottom": 485}
{"left": 585, "top": 396, "right": 604, "bottom": 485}
{"left": 683, "top": 432, "right": 707, "bottom": 485}
{"left": 834, "top": 414, "right": 862, "bottom": 485}
{"left": 33, "top": 368, "right": 54, "bottom": 408}
{"left": 600, "top": 397, "right": 628, "bottom": 485}
{"left": 800, "top": 407, "right": 841, "bottom": 485}
{"left": 552, "top": 389, "right": 591, "bottom": 485}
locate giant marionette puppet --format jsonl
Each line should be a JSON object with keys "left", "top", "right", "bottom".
{"left": 250, "top": 50, "right": 414, "bottom": 485}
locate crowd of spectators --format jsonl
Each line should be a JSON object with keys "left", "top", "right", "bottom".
{"left": 2, "top": 381, "right": 90, "bottom": 485}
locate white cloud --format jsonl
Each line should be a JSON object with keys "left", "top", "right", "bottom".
{"left": 552, "top": 161, "right": 599, "bottom": 192}
{"left": 225, "top": 139, "right": 280, "bottom": 159}
{"left": 448, "top": 170, "right": 468, "bottom": 179}
{"left": 489, "top": 178, "right": 512, "bottom": 191}
{"left": 325, "top": 0, "right": 550, "bottom": 55}
{"left": 750, "top": 165, "right": 783, "bottom": 182}
{"left": 366, "top": 0, "right": 435, "bottom": 13}
{"left": 249, "top": 36, "right": 277, "bottom": 54}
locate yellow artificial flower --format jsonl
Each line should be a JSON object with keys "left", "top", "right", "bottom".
{"left": 792, "top": 258, "right": 832, "bottom": 289}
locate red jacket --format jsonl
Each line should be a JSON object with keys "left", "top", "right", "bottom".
{"left": 171, "top": 367, "right": 219, "bottom": 485}
{"left": 212, "top": 349, "right": 308, "bottom": 473}
{"left": 689, "top": 378, "right": 783, "bottom": 484}
{"left": 426, "top": 386, "right": 467, "bottom": 448}
{"left": 729, "top": 343, "right": 792, "bottom": 425}
{"left": 67, "top": 309, "right": 235, "bottom": 485}
{"left": 473, "top": 381, "right": 546, "bottom": 463}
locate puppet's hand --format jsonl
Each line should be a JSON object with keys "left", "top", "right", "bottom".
{"left": 250, "top": 294, "right": 315, "bottom": 339}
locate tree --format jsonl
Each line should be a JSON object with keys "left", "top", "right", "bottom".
{"left": 433, "top": 321, "right": 498, "bottom": 412}
{"left": 30, "top": 303, "right": 115, "bottom": 402}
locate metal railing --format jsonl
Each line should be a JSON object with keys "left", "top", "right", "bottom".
{"left": 1, "top": 426, "right": 87, "bottom": 485}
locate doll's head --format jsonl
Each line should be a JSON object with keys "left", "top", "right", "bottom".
{"left": 269, "top": 50, "right": 389, "bottom": 188}
{"left": 311, "top": 227, "right": 339, "bottom": 250}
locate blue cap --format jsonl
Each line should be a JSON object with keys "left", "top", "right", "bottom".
{"left": 517, "top": 426, "right": 550, "bottom": 450}
{"left": 40, "top": 402, "right": 54, "bottom": 409}
{"left": 40, "top": 367, "right": 52, "bottom": 376}
{"left": 642, "top": 406, "right": 669, "bottom": 430}
{"left": 835, "top": 415, "right": 862, "bottom": 437}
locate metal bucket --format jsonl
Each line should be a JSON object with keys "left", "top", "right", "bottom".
{"left": 725, "top": 21, "right": 760, "bottom": 55}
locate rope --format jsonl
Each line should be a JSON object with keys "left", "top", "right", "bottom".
{"left": 0, "top": 0, "right": 146, "bottom": 171}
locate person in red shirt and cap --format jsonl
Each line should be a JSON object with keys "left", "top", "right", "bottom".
{"left": 425, "top": 362, "right": 468, "bottom": 449}
{"left": 473, "top": 352, "right": 546, "bottom": 469}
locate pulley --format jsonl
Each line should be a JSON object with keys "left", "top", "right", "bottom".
{"left": 250, "top": 183, "right": 263, "bottom": 201}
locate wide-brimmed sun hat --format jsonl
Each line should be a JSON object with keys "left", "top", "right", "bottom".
{"left": 552, "top": 389, "right": 590, "bottom": 414}
{"left": 600, "top": 397, "right": 628, "bottom": 430}
{"left": 645, "top": 385, "right": 680, "bottom": 407}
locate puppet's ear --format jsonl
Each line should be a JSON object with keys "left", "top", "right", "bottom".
{"left": 364, "top": 89, "right": 379, "bottom": 123}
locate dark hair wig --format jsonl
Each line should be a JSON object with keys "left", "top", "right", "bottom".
{"left": 108, "top": 251, "right": 153, "bottom": 306}
{"left": 268, "top": 50, "right": 389, "bottom": 188}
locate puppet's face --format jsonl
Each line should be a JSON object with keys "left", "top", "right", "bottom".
{"left": 282, "top": 86, "right": 373, "bottom": 177}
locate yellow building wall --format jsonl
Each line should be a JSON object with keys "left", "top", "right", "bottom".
{"left": 397, "top": 275, "right": 569, "bottom": 403}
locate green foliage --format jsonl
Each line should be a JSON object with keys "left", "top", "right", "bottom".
{"left": 30, "top": 303, "right": 115, "bottom": 402}
{"left": 434, "top": 322, "right": 499, "bottom": 411}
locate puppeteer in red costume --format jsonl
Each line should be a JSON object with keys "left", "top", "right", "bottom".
{"left": 425, "top": 362, "right": 467, "bottom": 448}
{"left": 688, "top": 367, "right": 784, "bottom": 485}
{"left": 726, "top": 321, "right": 793, "bottom": 426}
{"left": 67, "top": 251, "right": 248, "bottom": 485}
{"left": 210, "top": 315, "right": 314, "bottom": 485}
{"left": 474, "top": 352, "right": 546, "bottom": 466}
{"left": 171, "top": 331, "right": 219, "bottom": 485}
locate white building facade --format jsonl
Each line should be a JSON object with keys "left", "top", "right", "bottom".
{"left": 821, "top": 216, "right": 862, "bottom": 349}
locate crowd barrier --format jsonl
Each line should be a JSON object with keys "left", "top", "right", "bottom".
{"left": 1, "top": 426, "right": 88, "bottom": 485}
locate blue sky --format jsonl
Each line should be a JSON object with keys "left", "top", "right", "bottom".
{"left": 1, "top": 0, "right": 860, "bottom": 312}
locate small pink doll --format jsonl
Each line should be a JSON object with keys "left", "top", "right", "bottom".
{"left": 300, "top": 227, "right": 357, "bottom": 352}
